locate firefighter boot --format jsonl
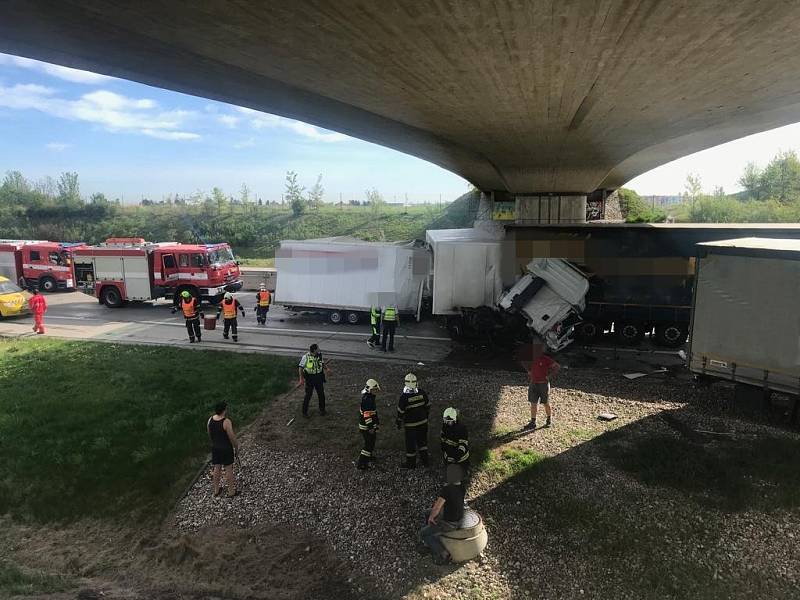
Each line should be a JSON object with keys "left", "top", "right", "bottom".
{"left": 420, "top": 449, "right": 429, "bottom": 467}
{"left": 233, "top": 335, "right": 238, "bottom": 342}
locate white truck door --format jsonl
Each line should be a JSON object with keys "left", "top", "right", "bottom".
{"left": 121, "top": 256, "right": 151, "bottom": 300}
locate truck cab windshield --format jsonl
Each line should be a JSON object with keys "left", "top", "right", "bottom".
{"left": 206, "top": 247, "right": 234, "bottom": 265}
{"left": 0, "top": 280, "right": 23, "bottom": 294}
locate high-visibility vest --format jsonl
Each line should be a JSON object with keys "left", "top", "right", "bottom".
{"left": 222, "top": 300, "right": 236, "bottom": 319}
{"left": 370, "top": 306, "right": 380, "bottom": 325}
{"left": 257, "top": 290, "right": 271, "bottom": 307}
{"left": 303, "top": 353, "right": 323, "bottom": 375}
{"left": 181, "top": 298, "right": 198, "bottom": 318}
{"left": 383, "top": 306, "right": 397, "bottom": 321}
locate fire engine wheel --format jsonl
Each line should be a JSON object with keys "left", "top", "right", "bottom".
{"left": 655, "top": 323, "right": 688, "bottom": 347}
{"left": 346, "top": 311, "right": 360, "bottom": 325}
{"left": 39, "top": 276, "right": 57, "bottom": 293}
{"left": 616, "top": 321, "right": 645, "bottom": 345}
{"left": 575, "top": 320, "right": 601, "bottom": 343}
{"left": 328, "top": 310, "right": 343, "bottom": 324}
{"left": 101, "top": 286, "right": 124, "bottom": 308}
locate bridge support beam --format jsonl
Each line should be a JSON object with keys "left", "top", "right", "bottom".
{"left": 514, "top": 194, "right": 587, "bottom": 224}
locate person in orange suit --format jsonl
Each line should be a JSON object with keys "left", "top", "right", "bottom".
{"left": 28, "top": 288, "right": 48, "bottom": 334}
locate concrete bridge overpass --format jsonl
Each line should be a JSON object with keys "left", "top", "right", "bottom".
{"left": 3, "top": 1, "right": 800, "bottom": 221}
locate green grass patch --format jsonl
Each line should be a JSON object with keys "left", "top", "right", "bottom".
{"left": 601, "top": 432, "right": 800, "bottom": 511}
{"left": 479, "top": 447, "right": 544, "bottom": 479}
{"left": 237, "top": 256, "right": 275, "bottom": 268}
{"left": 0, "top": 339, "right": 293, "bottom": 522}
{"left": 0, "top": 561, "right": 73, "bottom": 596}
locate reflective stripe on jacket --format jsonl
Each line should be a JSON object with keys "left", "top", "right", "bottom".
{"left": 257, "top": 291, "right": 271, "bottom": 307}
{"left": 303, "top": 353, "right": 323, "bottom": 375}
{"left": 383, "top": 306, "right": 397, "bottom": 321}
{"left": 181, "top": 298, "right": 199, "bottom": 318}
{"left": 222, "top": 300, "right": 236, "bottom": 319}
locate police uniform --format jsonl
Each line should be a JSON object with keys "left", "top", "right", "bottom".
{"left": 381, "top": 305, "right": 398, "bottom": 351}
{"left": 299, "top": 351, "right": 326, "bottom": 416}
{"left": 357, "top": 389, "right": 379, "bottom": 469}
{"left": 396, "top": 386, "right": 430, "bottom": 467}
{"left": 216, "top": 297, "right": 245, "bottom": 341}
{"left": 367, "top": 305, "right": 381, "bottom": 347}
{"left": 255, "top": 289, "right": 271, "bottom": 325}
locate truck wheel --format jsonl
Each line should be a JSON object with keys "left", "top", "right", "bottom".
{"left": 575, "top": 320, "right": 601, "bottom": 343}
{"left": 616, "top": 321, "right": 645, "bottom": 344}
{"left": 655, "top": 323, "right": 688, "bottom": 347}
{"left": 328, "top": 310, "right": 343, "bottom": 324}
{"left": 346, "top": 311, "right": 360, "bottom": 325}
{"left": 39, "top": 276, "right": 57, "bottom": 293}
{"left": 101, "top": 286, "right": 123, "bottom": 308}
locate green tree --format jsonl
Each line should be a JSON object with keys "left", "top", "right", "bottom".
{"left": 2, "top": 170, "right": 31, "bottom": 195}
{"left": 759, "top": 150, "right": 800, "bottom": 203}
{"left": 211, "top": 187, "right": 228, "bottom": 215}
{"left": 285, "top": 171, "right": 306, "bottom": 217}
{"left": 738, "top": 162, "right": 763, "bottom": 200}
{"left": 365, "top": 188, "right": 385, "bottom": 215}
{"left": 307, "top": 174, "right": 324, "bottom": 209}
{"left": 57, "top": 172, "right": 81, "bottom": 205}
{"left": 684, "top": 173, "right": 702, "bottom": 211}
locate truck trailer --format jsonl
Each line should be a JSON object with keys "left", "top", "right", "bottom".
{"left": 688, "top": 238, "right": 800, "bottom": 423}
{"left": 274, "top": 237, "right": 430, "bottom": 324}
{"left": 0, "top": 239, "right": 83, "bottom": 292}
{"left": 508, "top": 223, "right": 800, "bottom": 346}
{"left": 72, "top": 238, "right": 242, "bottom": 307}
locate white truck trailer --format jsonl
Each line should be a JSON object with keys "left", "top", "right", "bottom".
{"left": 688, "top": 238, "right": 800, "bottom": 423}
{"left": 274, "top": 237, "right": 430, "bottom": 324}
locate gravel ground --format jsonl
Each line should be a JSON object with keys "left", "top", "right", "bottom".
{"left": 173, "top": 359, "right": 800, "bottom": 599}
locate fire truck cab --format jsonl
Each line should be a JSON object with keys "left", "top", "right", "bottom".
{"left": 0, "top": 240, "right": 79, "bottom": 292}
{"left": 72, "top": 238, "right": 242, "bottom": 307}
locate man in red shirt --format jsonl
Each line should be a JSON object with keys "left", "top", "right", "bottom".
{"left": 28, "top": 288, "right": 47, "bottom": 334}
{"left": 525, "top": 339, "right": 559, "bottom": 430}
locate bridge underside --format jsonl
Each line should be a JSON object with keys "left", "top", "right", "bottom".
{"left": 3, "top": 1, "right": 800, "bottom": 211}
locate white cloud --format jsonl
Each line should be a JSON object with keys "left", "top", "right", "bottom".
{"left": 234, "top": 106, "right": 350, "bottom": 142}
{"left": 218, "top": 114, "right": 239, "bottom": 128}
{"left": 0, "top": 83, "right": 199, "bottom": 141}
{"left": 45, "top": 142, "right": 71, "bottom": 151}
{"left": 234, "top": 137, "right": 256, "bottom": 149}
{"left": 0, "top": 53, "right": 116, "bottom": 84}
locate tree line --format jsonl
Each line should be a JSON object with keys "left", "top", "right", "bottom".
{"left": 0, "top": 170, "right": 478, "bottom": 257}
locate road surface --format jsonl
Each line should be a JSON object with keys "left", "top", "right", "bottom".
{"left": 0, "top": 291, "right": 453, "bottom": 364}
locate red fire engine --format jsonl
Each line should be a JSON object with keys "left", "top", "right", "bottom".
{"left": 71, "top": 238, "right": 242, "bottom": 307}
{"left": 0, "top": 240, "right": 82, "bottom": 292}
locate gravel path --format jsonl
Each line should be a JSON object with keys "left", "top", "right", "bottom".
{"left": 174, "top": 360, "right": 800, "bottom": 599}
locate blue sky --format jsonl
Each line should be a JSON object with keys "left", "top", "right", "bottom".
{"left": 2, "top": 52, "right": 800, "bottom": 202}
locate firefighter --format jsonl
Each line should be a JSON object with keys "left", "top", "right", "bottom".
{"left": 396, "top": 373, "right": 430, "bottom": 468}
{"left": 441, "top": 407, "right": 470, "bottom": 480}
{"left": 366, "top": 304, "right": 381, "bottom": 348}
{"left": 254, "top": 283, "right": 271, "bottom": 325}
{"left": 381, "top": 303, "right": 398, "bottom": 352}
{"left": 298, "top": 343, "right": 330, "bottom": 417}
{"left": 216, "top": 292, "right": 246, "bottom": 342}
{"left": 357, "top": 378, "right": 381, "bottom": 470}
{"left": 28, "top": 288, "right": 47, "bottom": 334}
{"left": 172, "top": 290, "right": 204, "bottom": 343}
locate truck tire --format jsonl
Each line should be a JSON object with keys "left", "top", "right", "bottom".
{"left": 616, "top": 321, "right": 645, "bottom": 344}
{"left": 39, "top": 276, "right": 57, "bottom": 293}
{"left": 575, "top": 320, "right": 601, "bottom": 343}
{"left": 328, "top": 310, "right": 343, "bottom": 324}
{"left": 346, "top": 311, "right": 360, "bottom": 325}
{"left": 101, "top": 285, "right": 124, "bottom": 308}
{"left": 655, "top": 323, "right": 688, "bottom": 347}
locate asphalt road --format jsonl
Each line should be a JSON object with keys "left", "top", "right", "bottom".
{"left": 0, "top": 291, "right": 454, "bottom": 364}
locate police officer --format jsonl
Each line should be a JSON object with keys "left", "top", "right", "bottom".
{"left": 172, "top": 289, "right": 204, "bottom": 343}
{"left": 366, "top": 304, "right": 381, "bottom": 348}
{"left": 396, "top": 373, "right": 430, "bottom": 468}
{"left": 381, "top": 304, "right": 398, "bottom": 352}
{"left": 441, "top": 407, "right": 470, "bottom": 479}
{"left": 298, "top": 343, "right": 329, "bottom": 417}
{"left": 216, "top": 292, "right": 246, "bottom": 342}
{"left": 357, "top": 378, "right": 381, "bottom": 470}
{"left": 255, "top": 283, "right": 271, "bottom": 325}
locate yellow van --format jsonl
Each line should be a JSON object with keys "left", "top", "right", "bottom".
{"left": 0, "top": 275, "right": 32, "bottom": 317}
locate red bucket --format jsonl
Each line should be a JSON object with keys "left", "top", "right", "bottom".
{"left": 203, "top": 317, "right": 217, "bottom": 331}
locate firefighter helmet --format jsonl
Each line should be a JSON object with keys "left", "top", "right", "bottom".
{"left": 365, "top": 378, "right": 381, "bottom": 392}
{"left": 404, "top": 373, "right": 418, "bottom": 389}
{"left": 224, "top": 292, "right": 233, "bottom": 300}
{"left": 443, "top": 407, "right": 458, "bottom": 424}
{"left": 259, "top": 283, "right": 266, "bottom": 290}
{"left": 180, "top": 290, "right": 191, "bottom": 299}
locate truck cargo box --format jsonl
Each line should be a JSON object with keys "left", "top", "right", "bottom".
{"left": 275, "top": 237, "right": 429, "bottom": 313}
{"left": 689, "top": 237, "right": 800, "bottom": 396}
{"left": 426, "top": 228, "right": 503, "bottom": 315}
